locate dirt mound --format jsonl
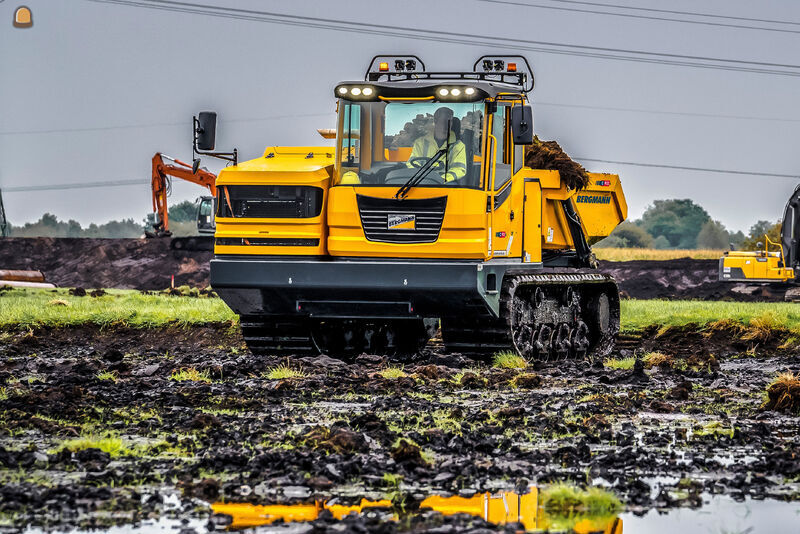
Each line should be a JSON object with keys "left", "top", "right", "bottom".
{"left": 595, "top": 258, "right": 777, "bottom": 301}
{"left": 0, "top": 238, "right": 787, "bottom": 300}
{"left": 0, "top": 237, "right": 211, "bottom": 290}
{"left": 525, "top": 136, "right": 589, "bottom": 190}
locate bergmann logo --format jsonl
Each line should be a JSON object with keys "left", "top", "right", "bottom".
{"left": 387, "top": 213, "right": 416, "bottom": 230}
{"left": 576, "top": 195, "right": 611, "bottom": 204}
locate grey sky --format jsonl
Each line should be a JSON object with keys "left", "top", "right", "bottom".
{"left": 1, "top": 0, "right": 798, "bottom": 233}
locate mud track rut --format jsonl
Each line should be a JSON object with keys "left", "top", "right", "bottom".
{"left": 1, "top": 324, "right": 800, "bottom": 530}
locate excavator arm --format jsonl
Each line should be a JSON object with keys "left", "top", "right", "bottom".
{"left": 149, "top": 153, "right": 217, "bottom": 236}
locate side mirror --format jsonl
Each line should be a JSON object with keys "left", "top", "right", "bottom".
{"left": 511, "top": 105, "right": 533, "bottom": 145}
{"left": 196, "top": 111, "right": 217, "bottom": 151}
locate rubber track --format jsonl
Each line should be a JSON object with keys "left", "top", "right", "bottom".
{"left": 442, "top": 272, "right": 620, "bottom": 358}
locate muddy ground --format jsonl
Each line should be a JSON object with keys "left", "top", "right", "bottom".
{"left": 1, "top": 324, "right": 799, "bottom": 531}
{"left": 0, "top": 237, "right": 780, "bottom": 300}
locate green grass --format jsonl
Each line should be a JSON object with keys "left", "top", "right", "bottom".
{"left": 492, "top": 350, "right": 528, "bottom": 369}
{"left": 378, "top": 366, "right": 408, "bottom": 379}
{"left": 57, "top": 436, "right": 128, "bottom": 457}
{"left": 621, "top": 300, "right": 800, "bottom": 332}
{"left": 96, "top": 370, "right": 119, "bottom": 382}
{"left": 264, "top": 363, "right": 307, "bottom": 380}
{"left": 4, "top": 288, "right": 800, "bottom": 335}
{"left": 0, "top": 287, "right": 235, "bottom": 329}
{"left": 603, "top": 357, "right": 635, "bottom": 370}
{"left": 169, "top": 367, "right": 212, "bottom": 383}
{"left": 541, "top": 483, "right": 622, "bottom": 516}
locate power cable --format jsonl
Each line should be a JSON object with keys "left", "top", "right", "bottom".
{"left": 3, "top": 179, "right": 147, "bottom": 193}
{"left": 535, "top": 101, "right": 800, "bottom": 123}
{"left": 576, "top": 157, "right": 798, "bottom": 179}
{"left": 479, "top": 0, "right": 800, "bottom": 35}
{"left": 85, "top": 0, "right": 800, "bottom": 77}
{"left": 0, "top": 111, "right": 332, "bottom": 136}
{"left": 541, "top": 0, "right": 800, "bottom": 27}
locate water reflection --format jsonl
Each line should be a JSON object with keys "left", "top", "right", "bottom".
{"left": 212, "top": 487, "right": 622, "bottom": 533}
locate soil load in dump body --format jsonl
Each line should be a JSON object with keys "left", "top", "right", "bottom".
{"left": 524, "top": 136, "right": 590, "bottom": 190}
{"left": 0, "top": 237, "right": 786, "bottom": 300}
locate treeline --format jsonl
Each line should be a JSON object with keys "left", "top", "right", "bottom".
{"left": 3, "top": 198, "right": 782, "bottom": 249}
{"left": 4, "top": 200, "right": 200, "bottom": 238}
{"left": 595, "top": 199, "right": 780, "bottom": 250}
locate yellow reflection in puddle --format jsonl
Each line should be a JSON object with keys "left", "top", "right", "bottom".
{"left": 213, "top": 488, "right": 622, "bottom": 533}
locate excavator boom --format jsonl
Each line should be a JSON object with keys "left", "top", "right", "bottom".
{"left": 149, "top": 152, "right": 217, "bottom": 237}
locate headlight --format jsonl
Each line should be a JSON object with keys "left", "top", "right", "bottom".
{"left": 362, "top": 87, "right": 373, "bottom": 96}
{"left": 438, "top": 88, "right": 449, "bottom": 96}
{"left": 465, "top": 87, "right": 476, "bottom": 95}
{"left": 451, "top": 88, "right": 461, "bottom": 96}
{"left": 351, "top": 87, "right": 362, "bottom": 96}
{"left": 337, "top": 87, "right": 348, "bottom": 95}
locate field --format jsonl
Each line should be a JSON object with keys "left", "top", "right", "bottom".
{"left": 594, "top": 248, "right": 725, "bottom": 261}
{"left": 2, "top": 286, "right": 800, "bottom": 532}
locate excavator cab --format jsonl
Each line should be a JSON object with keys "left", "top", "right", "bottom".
{"left": 197, "top": 196, "right": 216, "bottom": 234}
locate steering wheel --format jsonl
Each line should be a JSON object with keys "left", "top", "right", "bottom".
{"left": 408, "top": 156, "right": 436, "bottom": 168}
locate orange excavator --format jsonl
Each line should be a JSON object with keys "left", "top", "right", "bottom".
{"left": 146, "top": 152, "right": 217, "bottom": 250}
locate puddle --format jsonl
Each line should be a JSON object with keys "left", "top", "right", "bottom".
{"left": 14, "top": 490, "right": 800, "bottom": 533}
{"left": 212, "top": 487, "right": 622, "bottom": 533}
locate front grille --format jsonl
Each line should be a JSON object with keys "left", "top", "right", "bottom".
{"left": 357, "top": 195, "right": 446, "bottom": 244}
{"left": 216, "top": 238, "right": 320, "bottom": 247}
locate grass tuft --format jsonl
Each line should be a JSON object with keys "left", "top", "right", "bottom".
{"left": 603, "top": 357, "right": 635, "bottom": 370}
{"left": 378, "top": 366, "right": 408, "bottom": 379}
{"left": 761, "top": 372, "right": 800, "bottom": 414}
{"left": 169, "top": 367, "right": 211, "bottom": 383}
{"left": 492, "top": 350, "right": 528, "bottom": 369}
{"left": 643, "top": 352, "right": 673, "bottom": 369}
{"left": 743, "top": 312, "right": 780, "bottom": 342}
{"left": 58, "top": 436, "right": 128, "bottom": 457}
{"left": 96, "top": 370, "right": 119, "bottom": 382}
{"left": 541, "top": 483, "right": 622, "bottom": 516}
{"left": 264, "top": 363, "right": 307, "bottom": 380}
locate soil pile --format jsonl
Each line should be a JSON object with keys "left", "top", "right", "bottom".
{"left": 525, "top": 136, "right": 589, "bottom": 190}
{"left": 0, "top": 237, "right": 211, "bottom": 290}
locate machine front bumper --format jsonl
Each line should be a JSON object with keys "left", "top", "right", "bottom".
{"left": 210, "top": 255, "right": 531, "bottom": 319}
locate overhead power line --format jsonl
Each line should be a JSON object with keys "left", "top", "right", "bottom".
{"left": 577, "top": 157, "right": 798, "bottom": 179}
{"left": 3, "top": 158, "right": 796, "bottom": 194}
{"left": 542, "top": 0, "right": 800, "bottom": 27}
{"left": 2, "top": 179, "right": 147, "bottom": 193}
{"left": 0, "top": 112, "right": 332, "bottom": 136}
{"left": 86, "top": 0, "right": 800, "bottom": 78}
{"left": 479, "top": 0, "right": 800, "bottom": 35}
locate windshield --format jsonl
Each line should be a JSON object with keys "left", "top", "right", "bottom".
{"left": 335, "top": 101, "right": 484, "bottom": 189}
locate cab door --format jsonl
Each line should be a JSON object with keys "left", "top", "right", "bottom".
{"left": 487, "top": 103, "right": 521, "bottom": 259}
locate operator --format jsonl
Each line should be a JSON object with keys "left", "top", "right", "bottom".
{"left": 408, "top": 107, "right": 467, "bottom": 182}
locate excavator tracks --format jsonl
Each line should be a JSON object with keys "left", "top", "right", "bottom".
{"left": 442, "top": 273, "right": 620, "bottom": 361}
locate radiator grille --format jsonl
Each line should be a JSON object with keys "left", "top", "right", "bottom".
{"left": 357, "top": 195, "right": 446, "bottom": 244}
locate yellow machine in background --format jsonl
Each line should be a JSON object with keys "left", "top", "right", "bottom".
{"left": 720, "top": 185, "right": 799, "bottom": 284}
{"left": 202, "top": 55, "right": 627, "bottom": 358}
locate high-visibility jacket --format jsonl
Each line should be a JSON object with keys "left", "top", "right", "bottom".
{"left": 408, "top": 131, "right": 467, "bottom": 182}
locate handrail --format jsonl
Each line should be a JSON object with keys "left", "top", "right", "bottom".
{"left": 764, "top": 234, "right": 786, "bottom": 260}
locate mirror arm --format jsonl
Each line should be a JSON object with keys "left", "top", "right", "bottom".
{"left": 192, "top": 115, "right": 238, "bottom": 171}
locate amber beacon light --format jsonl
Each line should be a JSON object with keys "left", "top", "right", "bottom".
{"left": 13, "top": 6, "right": 33, "bottom": 28}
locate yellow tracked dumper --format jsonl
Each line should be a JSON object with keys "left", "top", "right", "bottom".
{"left": 203, "top": 55, "right": 627, "bottom": 358}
